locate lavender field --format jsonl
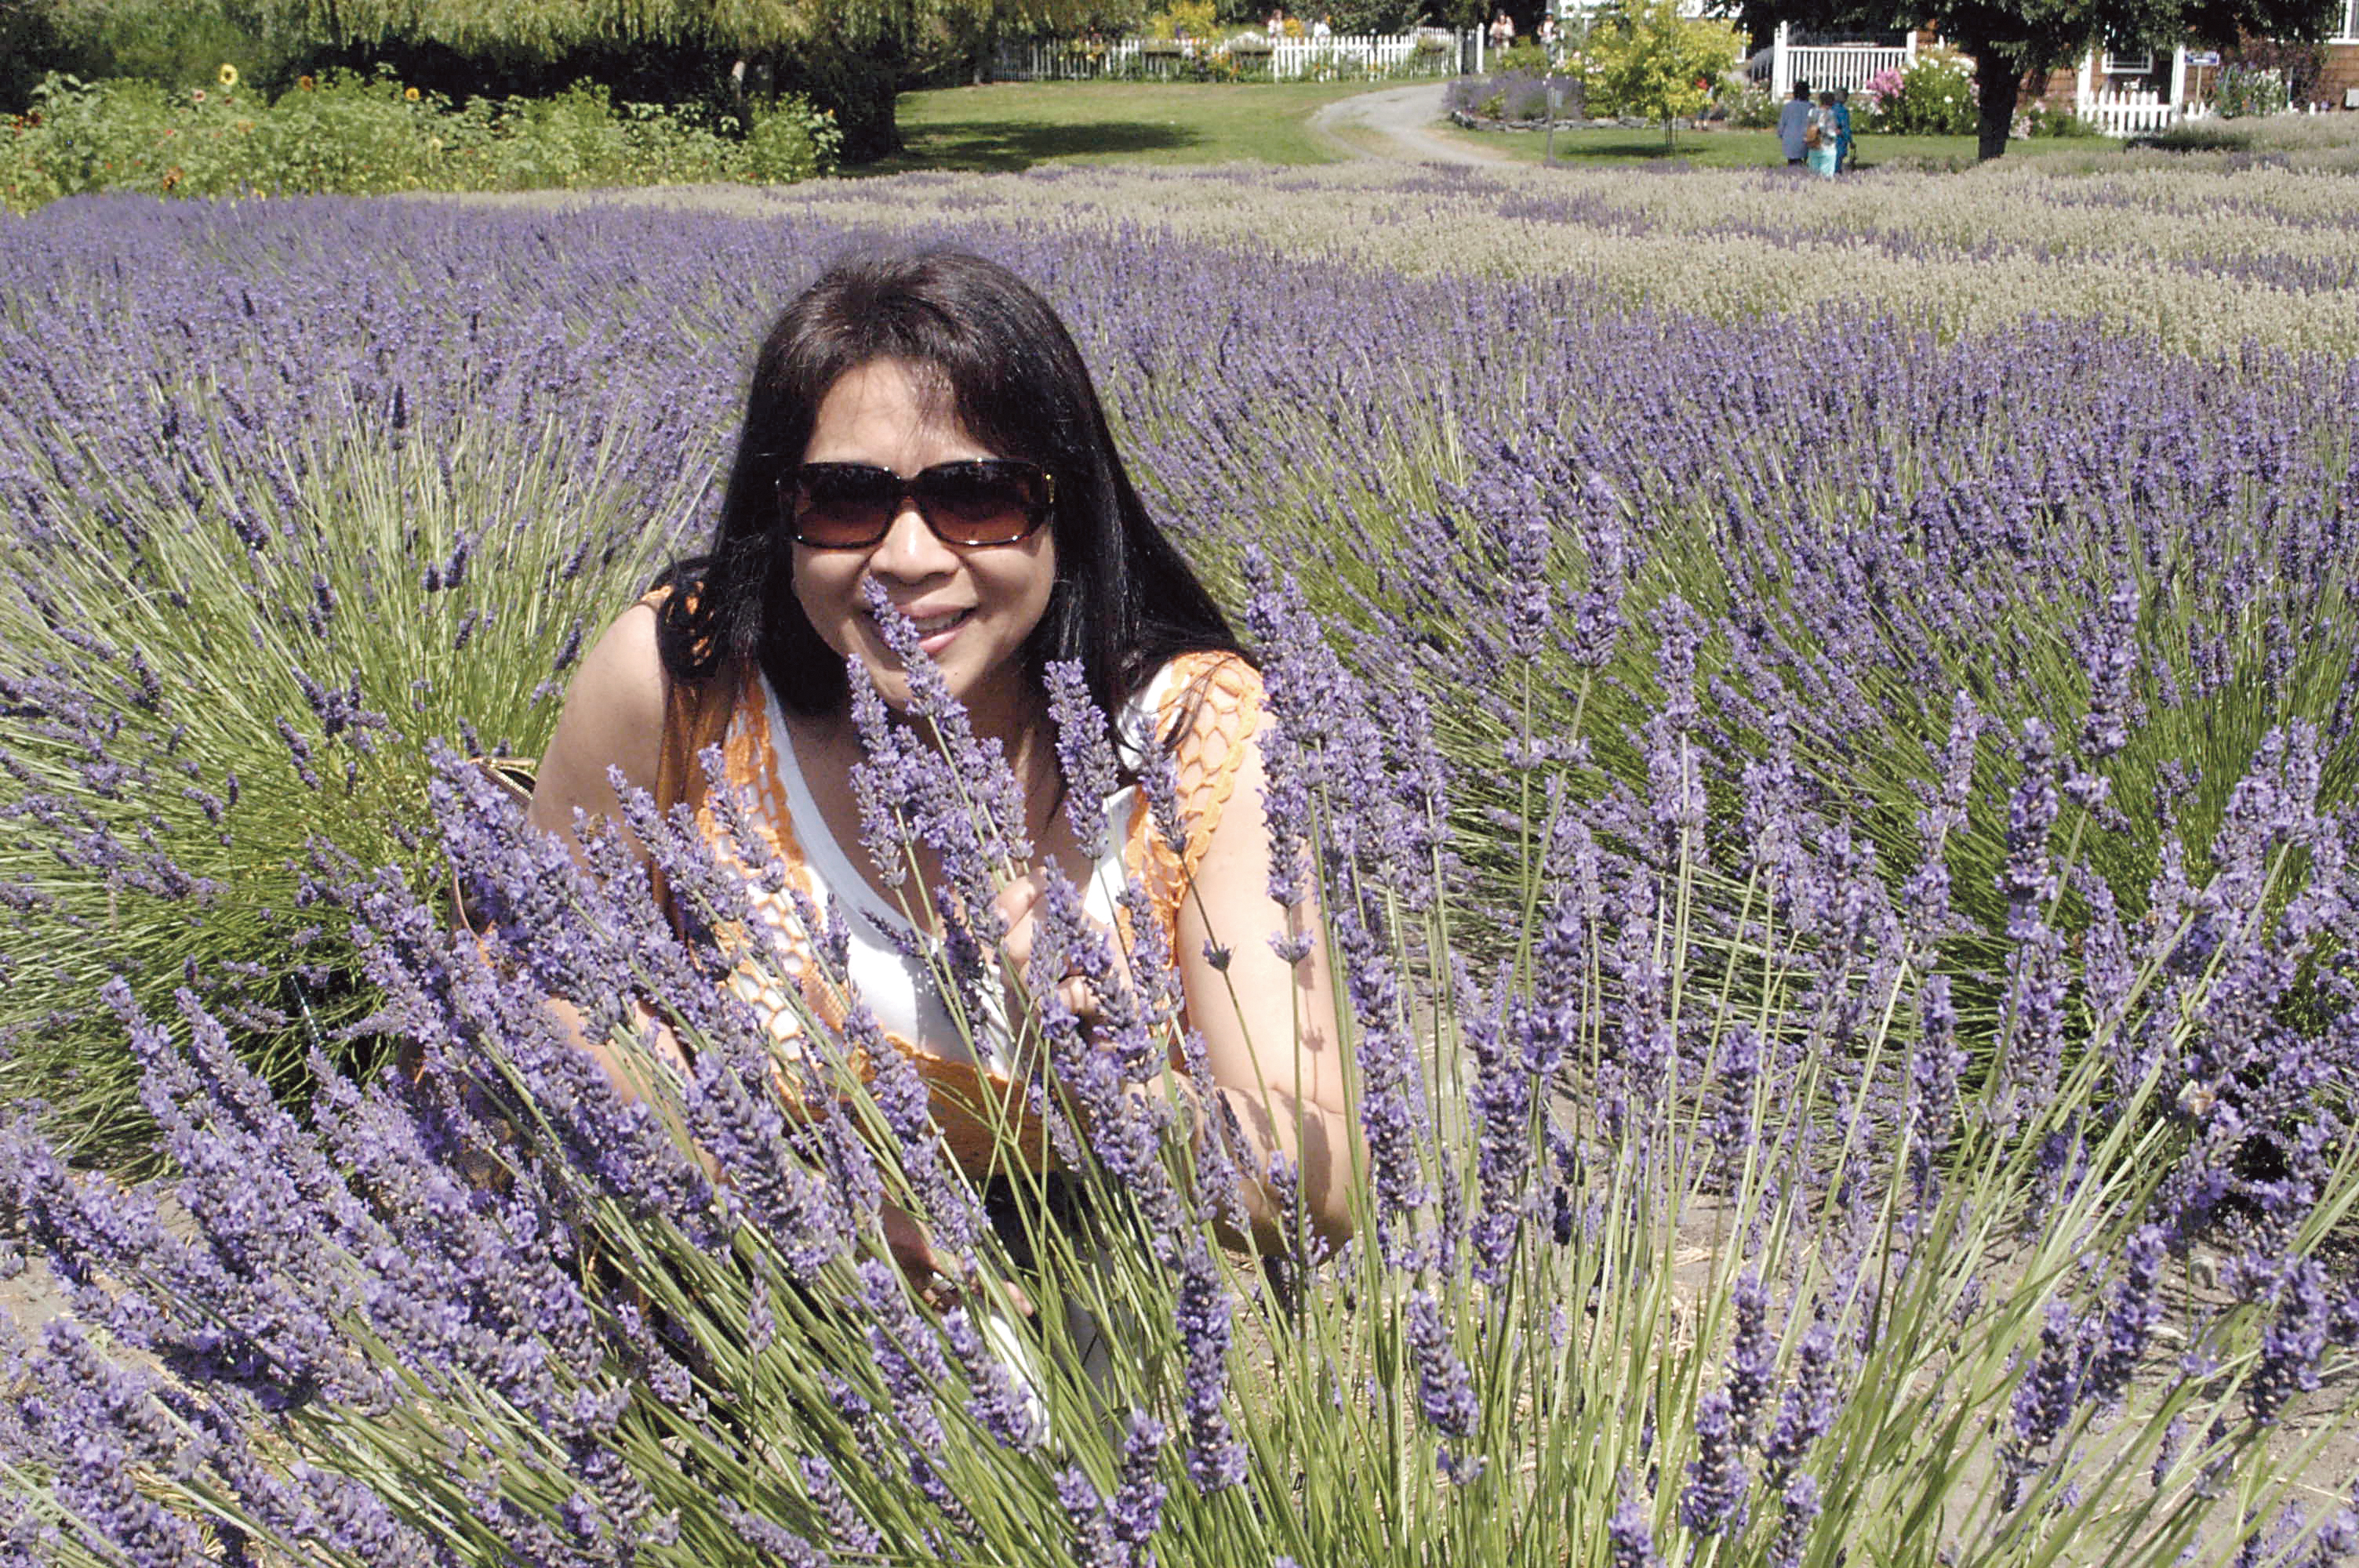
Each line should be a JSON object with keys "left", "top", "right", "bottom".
{"left": 2, "top": 160, "right": 2357, "bottom": 1565}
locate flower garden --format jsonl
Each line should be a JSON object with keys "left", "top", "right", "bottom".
{"left": 2, "top": 151, "right": 2358, "bottom": 1564}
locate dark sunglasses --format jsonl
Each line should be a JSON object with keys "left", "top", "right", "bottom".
{"left": 780, "top": 459, "right": 1054, "bottom": 550}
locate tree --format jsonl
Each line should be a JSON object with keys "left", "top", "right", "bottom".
{"left": 1735, "top": 0, "right": 2340, "bottom": 160}
{"left": 1580, "top": 0, "right": 1748, "bottom": 146}
{"left": 223, "top": 0, "right": 1120, "bottom": 161}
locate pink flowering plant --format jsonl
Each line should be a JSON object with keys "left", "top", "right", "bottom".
{"left": 1860, "top": 51, "right": 1978, "bottom": 134}
{"left": 3, "top": 201, "right": 2359, "bottom": 1566}
{"left": 1856, "top": 65, "right": 1905, "bottom": 117}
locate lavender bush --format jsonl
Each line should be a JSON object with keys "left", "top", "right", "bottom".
{"left": 0, "top": 197, "right": 798, "bottom": 1152}
{"left": 2, "top": 186, "right": 2357, "bottom": 1562}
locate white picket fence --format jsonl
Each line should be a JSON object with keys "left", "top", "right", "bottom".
{"left": 2075, "top": 87, "right": 2211, "bottom": 134}
{"left": 993, "top": 32, "right": 1461, "bottom": 82}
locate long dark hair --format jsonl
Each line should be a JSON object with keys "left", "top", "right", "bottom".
{"left": 655, "top": 249, "right": 1239, "bottom": 730}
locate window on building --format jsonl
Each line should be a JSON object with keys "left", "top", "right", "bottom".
{"left": 2338, "top": 0, "right": 2358, "bottom": 42}
{"left": 2102, "top": 49, "right": 2154, "bottom": 75}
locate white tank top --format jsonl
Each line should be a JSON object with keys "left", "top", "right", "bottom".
{"left": 689, "top": 647, "right": 1263, "bottom": 1177}
{"left": 747, "top": 666, "right": 1161, "bottom": 1074}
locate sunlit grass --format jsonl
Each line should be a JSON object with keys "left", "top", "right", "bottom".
{"left": 867, "top": 80, "right": 1385, "bottom": 172}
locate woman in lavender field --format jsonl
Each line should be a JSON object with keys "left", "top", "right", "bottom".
{"left": 527, "top": 249, "right": 1354, "bottom": 1313}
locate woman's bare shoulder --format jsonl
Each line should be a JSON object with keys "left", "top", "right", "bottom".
{"left": 527, "top": 602, "right": 667, "bottom": 846}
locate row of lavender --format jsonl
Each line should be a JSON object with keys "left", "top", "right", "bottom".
{"left": 1, "top": 187, "right": 2355, "bottom": 1564}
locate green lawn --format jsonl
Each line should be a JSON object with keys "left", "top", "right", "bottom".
{"left": 860, "top": 83, "right": 2128, "bottom": 176}
{"left": 1434, "top": 122, "right": 2122, "bottom": 169}
{"left": 863, "top": 81, "right": 1389, "bottom": 173}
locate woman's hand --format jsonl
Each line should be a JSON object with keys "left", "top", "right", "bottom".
{"left": 994, "top": 871, "right": 1114, "bottom": 1029}
{"left": 880, "top": 1199, "right": 1033, "bottom": 1317}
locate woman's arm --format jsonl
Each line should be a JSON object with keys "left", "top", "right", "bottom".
{"left": 522, "top": 602, "right": 685, "bottom": 1103}
{"left": 527, "top": 601, "right": 666, "bottom": 868}
{"left": 1171, "top": 713, "right": 1357, "bottom": 1254}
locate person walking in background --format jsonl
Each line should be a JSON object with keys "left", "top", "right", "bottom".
{"left": 1538, "top": 12, "right": 1560, "bottom": 63}
{"left": 1267, "top": 8, "right": 1285, "bottom": 37}
{"left": 1490, "top": 9, "right": 1515, "bottom": 50}
{"left": 1778, "top": 78, "right": 1813, "bottom": 165}
{"left": 1833, "top": 86, "right": 1856, "bottom": 172}
{"left": 1312, "top": 12, "right": 1332, "bottom": 36}
{"left": 1808, "top": 89, "right": 1841, "bottom": 177}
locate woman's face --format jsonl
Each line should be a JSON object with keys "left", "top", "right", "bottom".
{"left": 790, "top": 358, "right": 1058, "bottom": 730}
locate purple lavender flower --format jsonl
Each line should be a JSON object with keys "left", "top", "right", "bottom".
{"left": 1768, "top": 1473, "right": 1822, "bottom": 1568}
{"left": 1329, "top": 903, "right": 1434, "bottom": 1271}
{"left": 1727, "top": 1271, "right": 1775, "bottom": 1440}
{"left": 1998, "top": 720, "right": 2060, "bottom": 936}
{"left": 852, "top": 1258, "right": 951, "bottom": 1455}
{"left": 1680, "top": 1387, "right": 1750, "bottom": 1535}
{"left": 1403, "top": 1292, "right": 1482, "bottom": 1483}
{"left": 1762, "top": 1321, "right": 1841, "bottom": 1482}
{"left": 1606, "top": 1493, "right": 1659, "bottom": 1567}
{"left": 2002, "top": 1301, "right": 2082, "bottom": 1508}
{"left": 795, "top": 1451, "right": 885, "bottom": 1556}
{"left": 1056, "top": 1415, "right": 1170, "bottom": 1568}
{"left": 2248, "top": 1255, "right": 2332, "bottom": 1424}
{"left": 1465, "top": 991, "right": 1539, "bottom": 1286}
{"left": 2084, "top": 1226, "right": 2165, "bottom": 1409}
{"left": 1173, "top": 1242, "right": 1246, "bottom": 1493}
{"left": 2077, "top": 583, "right": 2140, "bottom": 763}
{"left": 717, "top": 1498, "right": 830, "bottom": 1566}
{"left": 940, "top": 1307, "right": 1045, "bottom": 1453}
{"left": 1110, "top": 1415, "right": 1170, "bottom": 1560}
{"left": 1046, "top": 658, "right": 1118, "bottom": 859}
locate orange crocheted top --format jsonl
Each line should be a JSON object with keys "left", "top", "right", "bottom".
{"left": 659, "top": 646, "right": 1263, "bottom": 1178}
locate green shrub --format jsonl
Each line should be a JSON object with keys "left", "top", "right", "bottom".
{"left": 1143, "top": 1, "right": 1223, "bottom": 39}
{"left": 1576, "top": 0, "right": 1747, "bottom": 131}
{"left": 0, "top": 69, "right": 839, "bottom": 212}
{"left": 1714, "top": 74, "right": 1777, "bottom": 128}
{"left": 746, "top": 96, "right": 840, "bottom": 182}
{"left": 2018, "top": 100, "right": 2104, "bottom": 137}
{"left": 1, "top": 0, "right": 290, "bottom": 111}
{"left": 2214, "top": 63, "right": 2290, "bottom": 118}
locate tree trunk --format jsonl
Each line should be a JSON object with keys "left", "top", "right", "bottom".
{"left": 786, "top": 44, "right": 905, "bottom": 163}
{"left": 831, "top": 67, "right": 903, "bottom": 163}
{"left": 1972, "top": 48, "right": 2023, "bottom": 161}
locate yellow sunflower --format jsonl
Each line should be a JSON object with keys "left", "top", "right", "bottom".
{"left": 404, "top": 85, "right": 420, "bottom": 101}
{"left": 217, "top": 63, "right": 238, "bottom": 88}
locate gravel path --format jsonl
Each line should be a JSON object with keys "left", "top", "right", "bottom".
{"left": 1307, "top": 82, "right": 1513, "bottom": 165}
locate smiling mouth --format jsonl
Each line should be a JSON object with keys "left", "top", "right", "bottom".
{"left": 867, "top": 607, "right": 972, "bottom": 646}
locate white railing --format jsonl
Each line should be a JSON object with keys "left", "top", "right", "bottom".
{"left": 1751, "top": 26, "right": 1920, "bottom": 96}
{"left": 1787, "top": 44, "right": 1912, "bottom": 94}
{"left": 993, "top": 32, "right": 1463, "bottom": 82}
{"left": 2076, "top": 87, "right": 2190, "bottom": 133}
